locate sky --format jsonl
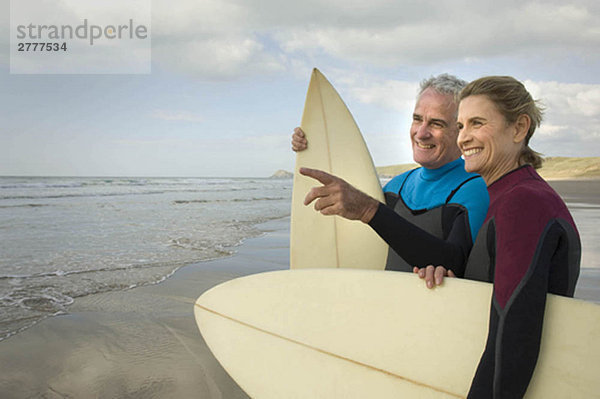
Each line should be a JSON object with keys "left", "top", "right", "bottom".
{"left": 1, "top": 0, "right": 599, "bottom": 177}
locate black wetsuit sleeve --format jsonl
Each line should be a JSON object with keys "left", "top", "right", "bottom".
{"left": 368, "top": 202, "right": 471, "bottom": 275}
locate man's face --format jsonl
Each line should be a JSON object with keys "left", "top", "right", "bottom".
{"left": 410, "top": 88, "right": 462, "bottom": 169}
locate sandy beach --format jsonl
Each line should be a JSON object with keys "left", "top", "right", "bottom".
{"left": 548, "top": 179, "right": 600, "bottom": 204}
{"left": 0, "top": 181, "right": 599, "bottom": 398}
{"left": 0, "top": 218, "right": 290, "bottom": 399}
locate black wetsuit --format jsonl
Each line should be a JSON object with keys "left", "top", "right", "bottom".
{"left": 464, "top": 166, "right": 581, "bottom": 398}
{"left": 368, "top": 158, "right": 489, "bottom": 275}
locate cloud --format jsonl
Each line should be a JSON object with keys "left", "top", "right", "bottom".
{"left": 343, "top": 78, "right": 419, "bottom": 112}
{"left": 144, "top": 0, "right": 600, "bottom": 83}
{"left": 525, "top": 80, "right": 600, "bottom": 118}
{"left": 518, "top": 80, "right": 600, "bottom": 156}
{"left": 5, "top": 0, "right": 598, "bottom": 79}
{"left": 151, "top": 0, "right": 285, "bottom": 80}
{"left": 536, "top": 124, "right": 568, "bottom": 138}
{"left": 271, "top": 0, "right": 600, "bottom": 66}
{"left": 303, "top": 68, "right": 420, "bottom": 115}
{"left": 152, "top": 36, "right": 285, "bottom": 80}
{"left": 152, "top": 110, "right": 203, "bottom": 123}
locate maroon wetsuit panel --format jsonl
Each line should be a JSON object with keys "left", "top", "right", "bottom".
{"left": 491, "top": 167, "right": 578, "bottom": 307}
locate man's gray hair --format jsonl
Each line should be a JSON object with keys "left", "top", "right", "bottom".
{"left": 418, "top": 74, "right": 468, "bottom": 101}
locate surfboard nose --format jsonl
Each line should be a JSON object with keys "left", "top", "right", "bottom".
{"left": 291, "top": 68, "right": 387, "bottom": 270}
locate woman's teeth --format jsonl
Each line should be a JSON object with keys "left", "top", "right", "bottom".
{"left": 463, "top": 148, "right": 482, "bottom": 156}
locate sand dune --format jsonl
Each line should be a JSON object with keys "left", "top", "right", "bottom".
{"left": 375, "top": 157, "right": 600, "bottom": 180}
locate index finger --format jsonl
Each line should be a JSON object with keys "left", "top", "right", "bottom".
{"left": 300, "top": 168, "right": 335, "bottom": 185}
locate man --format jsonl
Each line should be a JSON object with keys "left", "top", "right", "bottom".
{"left": 293, "top": 74, "right": 489, "bottom": 283}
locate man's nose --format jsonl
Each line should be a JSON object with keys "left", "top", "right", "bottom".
{"left": 415, "top": 122, "right": 431, "bottom": 139}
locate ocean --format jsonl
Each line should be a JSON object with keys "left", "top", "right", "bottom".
{"left": 0, "top": 176, "right": 598, "bottom": 341}
{"left": 0, "top": 176, "right": 293, "bottom": 340}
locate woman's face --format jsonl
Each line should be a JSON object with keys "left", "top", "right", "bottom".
{"left": 457, "top": 95, "right": 523, "bottom": 185}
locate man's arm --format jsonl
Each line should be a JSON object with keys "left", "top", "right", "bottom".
{"left": 368, "top": 202, "right": 471, "bottom": 274}
{"left": 301, "top": 168, "right": 474, "bottom": 275}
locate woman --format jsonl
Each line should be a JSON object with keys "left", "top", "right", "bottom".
{"left": 421, "top": 76, "right": 581, "bottom": 398}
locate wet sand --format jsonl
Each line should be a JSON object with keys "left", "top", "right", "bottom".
{"left": 549, "top": 180, "right": 600, "bottom": 301}
{"left": 548, "top": 179, "right": 600, "bottom": 205}
{"left": 0, "top": 180, "right": 598, "bottom": 398}
{"left": 0, "top": 218, "right": 291, "bottom": 398}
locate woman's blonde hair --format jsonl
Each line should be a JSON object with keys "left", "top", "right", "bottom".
{"left": 459, "top": 76, "right": 544, "bottom": 169}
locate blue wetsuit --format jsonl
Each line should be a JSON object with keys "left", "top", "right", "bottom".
{"left": 368, "top": 157, "right": 489, "bottom": 275}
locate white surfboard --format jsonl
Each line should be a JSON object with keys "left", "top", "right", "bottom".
{"left": 194, "top": 269, "right": 600, "bottom": 398}
{"left": 290, "top": 68, "right": 387, "bottom": 269}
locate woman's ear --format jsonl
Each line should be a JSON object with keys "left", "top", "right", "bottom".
{"left": 513, "top": 114, "right": 531, "bottom": 144}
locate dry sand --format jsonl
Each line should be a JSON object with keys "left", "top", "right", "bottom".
{"left": 0, "top": 181, "right": 598, "bottom": 398}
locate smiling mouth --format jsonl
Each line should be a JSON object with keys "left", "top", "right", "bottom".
{"left": 416, "top": 142, "right": 435, "bottom": 149}
{"left": 463, "top": 148, "right": 482, "bottom": 156}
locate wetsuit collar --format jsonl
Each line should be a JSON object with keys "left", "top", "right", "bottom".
{"left": 487, "top": 165, "right": 538, "bottom": 200}
{"left": 420, "top": 157, "right": 464, "bottom": 182}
